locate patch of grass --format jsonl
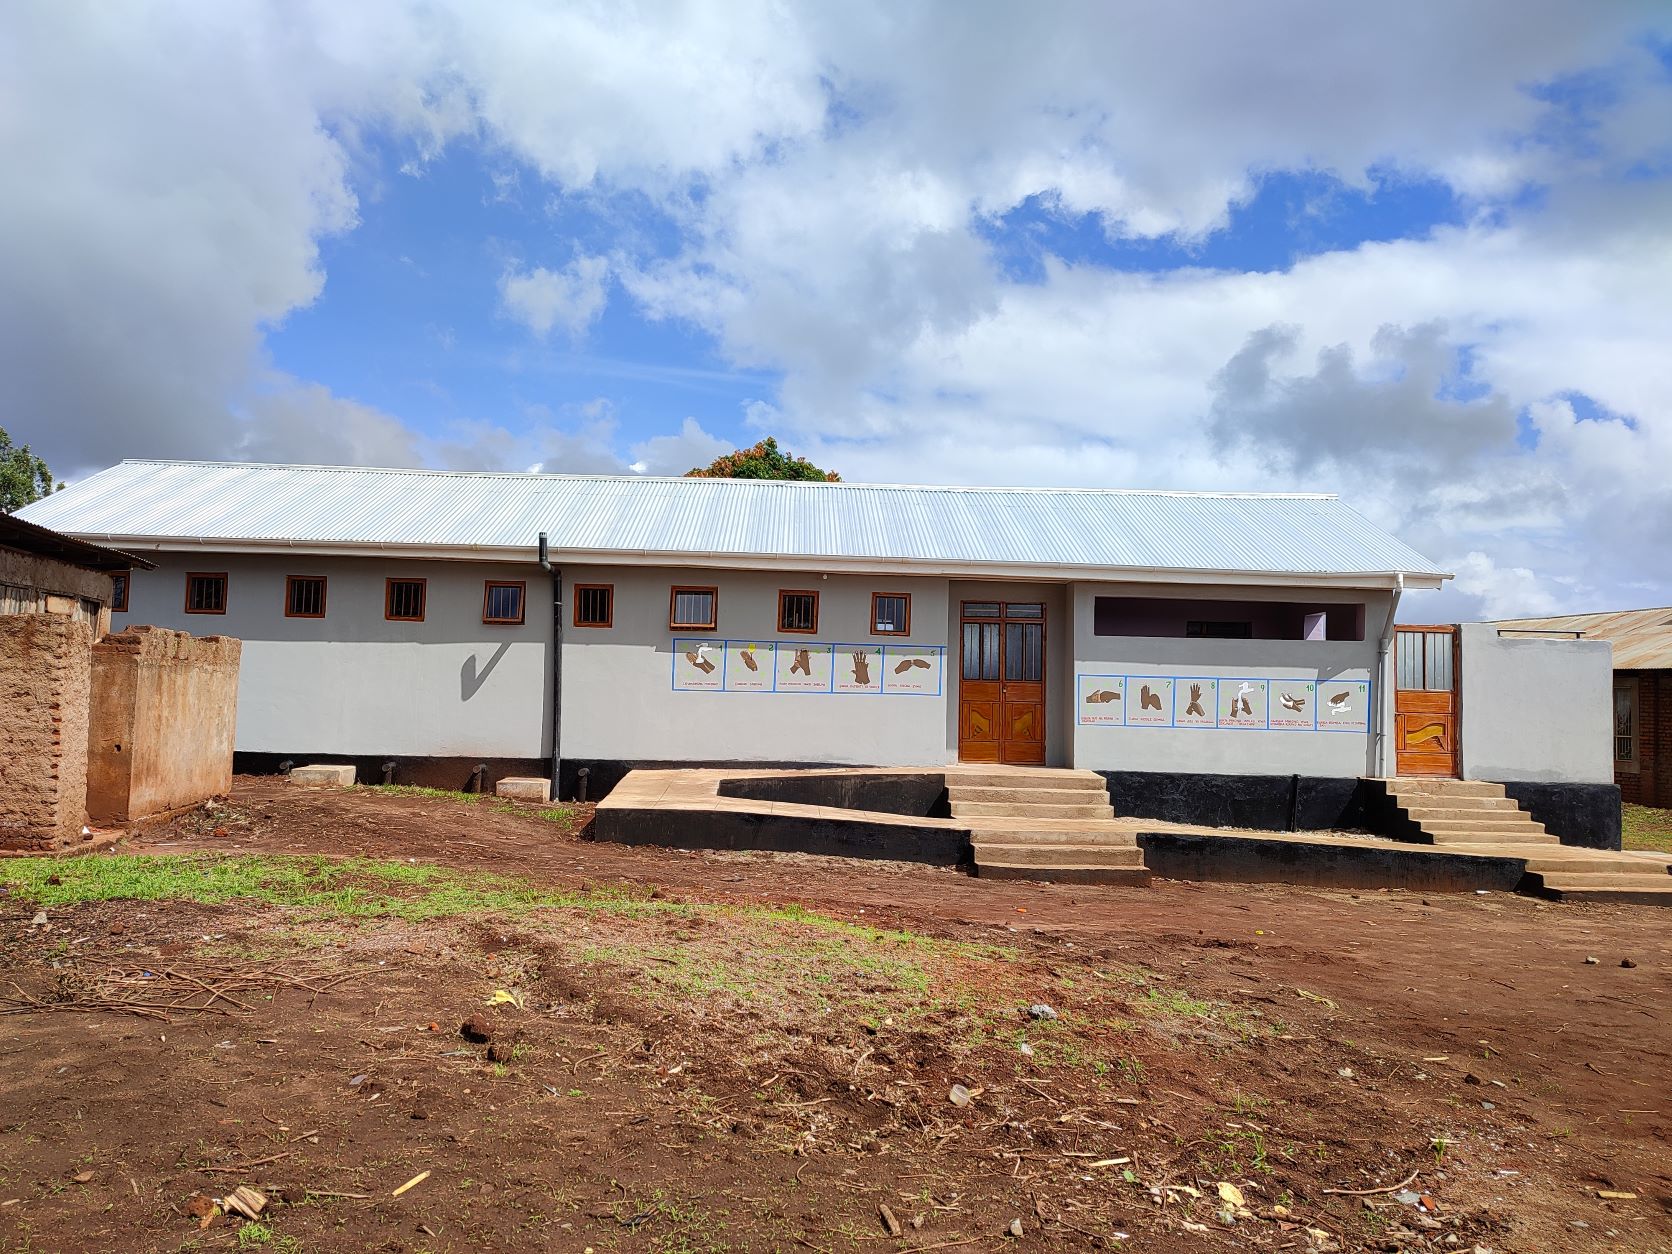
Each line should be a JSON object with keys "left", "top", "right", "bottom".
{"left": 1622, "top": 803, "right": 1672, "bottom": 854}
{"left": 2, "top": 852, "right": 658, "bottom": 922}
{"left": 489, "top": 800, "right": 576, "bottom": 823}
{"left": 370, "top": 784, "right": 481, "bottom": 803}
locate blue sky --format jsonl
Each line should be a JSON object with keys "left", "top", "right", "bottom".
{"left": 3, "top": 2, "right": 1671, "bottom": 620}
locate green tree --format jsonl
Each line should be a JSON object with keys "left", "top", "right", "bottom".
{"left": 685, "top": 436, "right": 840, "bottom": 482}
{"left": 0, "top": 428, "right": 59, "bottom": 513}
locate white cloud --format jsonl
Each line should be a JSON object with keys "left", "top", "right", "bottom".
{"left": 499, "top": 256, "right": 611, "bottom": 339}
{"left": 628, "top": 417, "right": 732, "bottom": 476}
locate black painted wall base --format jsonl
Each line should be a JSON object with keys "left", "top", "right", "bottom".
{"left": 1494, "top": 781, "right": 1621, "bottom": 851}
{"left": 1136, "top": 832, "right": 1529, "bottom": 893}
{"left": 1099, "top": 770, "right": 1372, "bottom": 833}
{"left": 235, "top": 752, "right": 548, "bottom": 793}
{"left": 560, "top": 758, "right": 883, "bottom": 804}
{"left": 719, "top": 772, "right": 950, "bottom": 817}
{"left": 591, "top": 805, "right": 971, "bottom": 865}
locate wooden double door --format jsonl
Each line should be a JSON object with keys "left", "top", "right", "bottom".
{"left": 1394, "top": 625, "right": 1459, "bottom": 777}
{"left": 958, "top": 599, "right": 1046, "bottom": 764}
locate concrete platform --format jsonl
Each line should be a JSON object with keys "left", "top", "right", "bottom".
{"left": 288, "top": 764, "right": 356, "bottom": 787}
{"left": 495, "top": 776, "right": 552, "bottom": 803}
{"left": 593, "top": 766, "right": 1672, "bottom": 901}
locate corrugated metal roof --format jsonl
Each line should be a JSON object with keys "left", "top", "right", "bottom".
{"left": 0, "top": 512, "right": 155, "bottom": 571}
{"left": 1494, "top": 607, "right": 1672, "bottom": 670}
{"left": 17, "top": 460, "right": 1449, "bottom": 583}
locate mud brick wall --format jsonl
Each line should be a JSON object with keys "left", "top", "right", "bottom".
{"left": 0, "top": 614, "right": 94, "bottom": 849}
{"left": 0, "top": 546, "right": 113, "bottom": 637}
{"left": 87, "top": 627, "right": 241, "bottom": 825}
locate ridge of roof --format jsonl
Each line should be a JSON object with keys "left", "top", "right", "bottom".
{"left": 1493, "top": 607, "right": 1672, "bottom": 624}
{"left": 111, "top": 459, "right": 1338, "bottom": 501}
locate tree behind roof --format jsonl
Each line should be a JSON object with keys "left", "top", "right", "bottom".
{"left": 0, "top": 427, "right": 59, "bottom": 513}
{"left": 686, "top": 437, "right": 840, "bottom": 482}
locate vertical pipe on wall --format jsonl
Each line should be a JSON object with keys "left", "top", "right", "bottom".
{"left": 1372, "top": 572, "right": 1405, "bottom": 777}
{"left": 538, "top": 532, "right": 563, "bottom": 800}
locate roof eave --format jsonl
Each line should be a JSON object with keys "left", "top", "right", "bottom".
{"left": 69, "top": 533, "right": 1448, "bottom": 590}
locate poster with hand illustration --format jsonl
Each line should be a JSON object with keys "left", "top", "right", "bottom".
{"left": 1077, "top": 675, "right": 1125, "bottom": 725}
{"left": 1174, "top": 678, "right": 1218, "bottom": 727}
{"left": 832, "top": 645, "right": 884, "bottom": 693}
{"left": 1218, "top": 679, "right": 1268, "bottom": 728}
{"left": 1269, "top": 681, "right": 1317, "bottom": 730}
{"left": 775, "top": 641, "right": 834, "bottom": 691}
{"left": 880, "top": 646, "right": 942, "bottom": 694}
{"left": 671, "top": 639, "right": 725, "bottom": 690}
{"left": 1126, "top": 677, "right": 1174, "bottom": 726}
{"left": 724, "top": 641, "right": 774, "bottom": 691}
{"left": 1317, "top": 680, "right": 1370, "bottom": 732}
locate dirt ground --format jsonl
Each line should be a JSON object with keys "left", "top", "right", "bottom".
{"left": 0, "top": 778, "right": 1668, "bottom": 1253}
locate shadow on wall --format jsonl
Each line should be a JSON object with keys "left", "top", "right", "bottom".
{"left": 460, "top": 641, "right": 512, "bottom": 701}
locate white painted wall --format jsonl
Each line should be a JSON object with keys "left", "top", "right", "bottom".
{"left": 1069, "top": 582, "right": 1389, "bottom": 776}
{"left": 1459, "top": 623, "right": 1614, "bottom": 783}
{"left": 116, "top": 553, "right": 551, "bottom": 756}
{"left": 560, "top": 565, "right": 955, "bottom": 764}
{"left": 115, "top": 551, "right": 1422, "bottom": 782}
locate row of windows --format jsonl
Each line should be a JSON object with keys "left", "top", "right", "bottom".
{"left": 639, "top": 586, "right": 911, "bottom": 635}
{"left": 115, "top": 574, "right": 915, "bottom": 636}
{"left": 148, "top": 573, "right": 530, "bottom": 625}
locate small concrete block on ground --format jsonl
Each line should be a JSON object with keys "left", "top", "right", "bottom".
{"left": 495, "top": 776, "right": 552, "bottom": 803}
{"left": 288, "top": 764, "right": 357, "bottom": 787}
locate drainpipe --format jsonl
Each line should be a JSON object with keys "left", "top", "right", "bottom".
{"left": 1372, "top": 572, "right": 1405, "bottom": 777}
{"left": 538, "top": 532, "right": 563, "bottom": 800}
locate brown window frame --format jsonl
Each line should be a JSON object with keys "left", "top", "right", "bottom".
{"left": 668, "top": 584, "right": 718, "bottom": 631}
{"left": 870, "top": 591, "right": 911, "bottom": 636}
{"left": 482, "top": 580, "right": 526, "bottom": 626}
{"left": 284, "top": 575, "right": 328, "bottom": 619}
{"left": 184, "top": 572, "right": 228, "bottom": 615}
{"left": 385, "top": 577, "right": 428, "bottom": 623}
{"left": 109, "top": 571, "right": 130, "bottom": 614}
{"left": 573, "top": 583, "right": 614, "bottom": 629}
{"left": 777, "top": 588, "right": 820, "bottom": 635}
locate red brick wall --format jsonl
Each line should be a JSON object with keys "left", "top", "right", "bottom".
{"left": 1617, "top": 669, "right": 1669, "bottom": 808}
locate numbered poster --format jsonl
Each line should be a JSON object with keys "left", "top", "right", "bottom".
{"left": 833, "top": 645, "right": 884, "bottom": 694}
{"left": 881, "top": 646, "right": 942, "bottom": 694}
{"left": 1126, "top": 677, "right": 1173, "bottom": 726}
{"left": 671, "top": 639, "right": 725, "bottom": 690}
{"left": 1318, "top": 679, "right": 1371, "bottom": 733}
{"left": 724, "top": 641, "right": 774, "bottom": 691}
{"left": 775, "top": 642, "right": 833, "bottom": 692}
{"left": 1219, "top": 679, "right": 1268, "bottom": 729}
{"left": 1174, "top": 678, "right": 1218, "bottom": 727}
{"left": 1077, "top": 674, "right": 1125, "bottom": 726}
{"left": 1269, "top": 680, "right": 1317, "bottom": 731}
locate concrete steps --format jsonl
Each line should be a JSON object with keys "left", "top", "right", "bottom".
{"left": 1369, "top": 778, "right": 1560, "bottom": 848}
{"left": 951, "top": 769, "right": 1150, "bottom": 885}
{"left": 1363, "top": 778, "right": 1672, "bottom": 902}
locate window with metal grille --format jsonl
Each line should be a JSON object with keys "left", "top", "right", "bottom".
{"left": 669, "top": 585, "right": 717, "bottom": 630}
{"left": 1614, "top": 680, "right": 1638, "bottom": 767}
{"left": 483, "top": 580, "right": 525, "bottom": 625}
{"left": 285, "top": 576, "right": 326, "bottom": 618}
{"left": 872, "top": 593, "right": 910, "bottom": 635}
{"left": 385, "top": 578, "right": 427, "bottom": 622}
{"left": 185, "top": 572, "right": 227, "bottom": 614}
{"left": 778, "top": 589, "right": 818, "bottom": 634}
{"left": 110, "top": 572, "right": 130, "bottom": 613}
{"left": 573, "top": 584, "right": 613, "bottom": 628}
